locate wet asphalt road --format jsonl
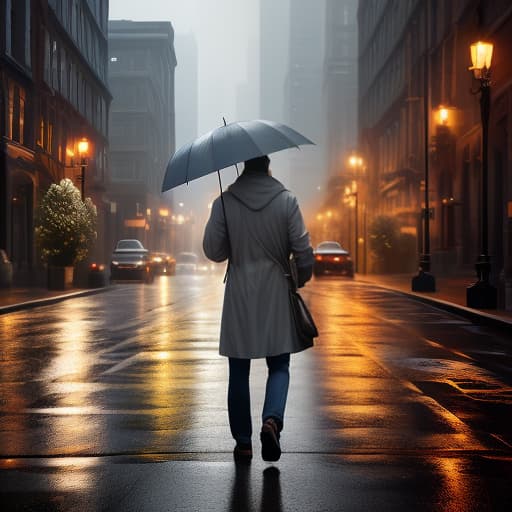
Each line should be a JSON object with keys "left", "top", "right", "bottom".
{"left": 0, "top": 274, "right": 511, "bottom": 511}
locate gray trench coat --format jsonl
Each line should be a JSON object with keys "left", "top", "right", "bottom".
{"left": 203, "top": 170, "right": 314, "bottom": 359}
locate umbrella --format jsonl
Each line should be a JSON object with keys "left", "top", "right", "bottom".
{"left": 161, "top": 119, "right": 314, "bottom": 192}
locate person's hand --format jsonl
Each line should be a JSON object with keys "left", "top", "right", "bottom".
{"left": 297, "top": 265, "right": 312, "bottom": 288}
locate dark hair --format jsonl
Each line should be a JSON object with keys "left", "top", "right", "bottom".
{"left": 244, "top": 155, "right": 270, "bottom": 173}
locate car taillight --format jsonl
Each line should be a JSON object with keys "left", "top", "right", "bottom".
{"left": 315, "top": 255, "right": 323, "bottom": 261}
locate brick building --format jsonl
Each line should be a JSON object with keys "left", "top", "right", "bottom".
{"left": 358, "top": 0, "right": 512, "bottom": 307}
{"left": 0, "top": 0, "right": 111, "bottom": 283}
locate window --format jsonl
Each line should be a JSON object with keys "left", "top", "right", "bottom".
{"left": 44, "top": 31, "right": 51, "bottom": 84}
{"left": 10, "top": 86, "right": 20, "bottom": 142}
{"left": 51, "top": 39, "right": 58, "bottom": 90}
{"left": 60, "top": 49, "right": 67, "bottom": 97}
{"left": 10, "top": 0, "right": 29, "bottom": 65}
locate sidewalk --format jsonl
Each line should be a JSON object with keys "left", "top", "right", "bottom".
{"left": 0, "top": 285, "right": 109, "bottom": 314}
{"left": 356, "top": 272, "right": 512, "bottom": 329}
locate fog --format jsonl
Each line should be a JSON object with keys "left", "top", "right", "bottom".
{"left": 109, "top": 0, "right": 262, "bottom": 247}
{"left": 108, "top": 0, "right": 358, "bottom": 252}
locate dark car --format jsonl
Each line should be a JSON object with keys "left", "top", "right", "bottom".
{"left": 110, "top": 239, "right": 154, "bottom": 283}
{"left": 150, "top": 252, "right": 176, "bottom": 275}
{"left": 313, "top": 241, "right": 354, "bottom": 277}
{"left": 114, "top": 239, "right": 145, "bottom": 252}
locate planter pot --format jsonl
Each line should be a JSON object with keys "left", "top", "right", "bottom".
{"left": 48, "top": 266, "right": 74, "bottom": 290}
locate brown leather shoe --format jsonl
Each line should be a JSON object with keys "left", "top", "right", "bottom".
{"left": 260, "top": 418, "right": 281, "bottom": 462}
{"left": 233, "top": 443, "right": 253, "bottom": 461}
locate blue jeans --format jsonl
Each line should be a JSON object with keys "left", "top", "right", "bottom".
{"left": 228, "top": 353, "right": 290, "bottom": 446}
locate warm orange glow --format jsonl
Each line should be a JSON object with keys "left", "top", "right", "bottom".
{"left": 159, "top": 208, "right": 169, "bottom": 217}
{"left": 77, "top": 138, "right": 89, "bottom": 156}
{"left": 470, "top": 41, "right": 493, "bottom": 71}
{"left": 66, "top": 148, "right": 75, "bottom": 158}
{"left": 348, "top": 155, "right": 364, "bottom": 168}
{"left": 439, "top": 107, "right": 449, "bottom": 125}
{"left": 315, "top": 255, "right": 323, "bottom": 261}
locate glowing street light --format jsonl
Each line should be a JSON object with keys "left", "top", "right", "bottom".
{"left": 77, "top": 138, "right": 89, "bottom": 200}
{"left": 469, "top": 41, "right": 493, "bottom": 79}
{"left": 466, "top": 40, "right": 496, "bottom": 308}
{"left": 438, "top": 107, "right": 449, "bottom": 125}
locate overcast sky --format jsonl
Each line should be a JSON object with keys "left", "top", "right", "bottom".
{"left": 109, "top": 0, "right": 261, "bottom": 243}
{"left": 109, "top": 0, "right": 260, "bottom": 134}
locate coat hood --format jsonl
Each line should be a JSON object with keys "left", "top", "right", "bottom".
{"left": 227, "top": 171, "right": 287, "bottom": 211}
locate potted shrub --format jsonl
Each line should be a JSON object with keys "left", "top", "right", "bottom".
{"left": 35, "top": 179, "right": 97, "bottom": 290}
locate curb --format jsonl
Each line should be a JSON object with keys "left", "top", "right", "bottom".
{"left": 359, "top": 279, "right": 512, "bottom": 331}
{"left": 0, "top": 286, "right": 112, "bottom": 315}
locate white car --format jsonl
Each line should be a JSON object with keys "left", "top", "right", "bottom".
{"left": 175, "top": 252, "right": 198, "bottom": 274}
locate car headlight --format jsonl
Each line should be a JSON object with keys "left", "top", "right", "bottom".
{"left": 111, "top": 261, "right": 119, "bottom": 266}
{"left": 152, "top": 256, "right": 162, "bottom": 263}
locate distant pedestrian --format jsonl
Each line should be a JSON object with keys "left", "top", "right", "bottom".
{"left": 203, "top": 155, "right": 314, "bottom": 462}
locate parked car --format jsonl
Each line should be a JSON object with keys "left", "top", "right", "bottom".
{"left": 175, "top": 252, "right": 199, "bottom": 274}
{"left": 313, "top": 241, "right": 354, "bottom": 277}
{"left": 150, "top": 252, "right": 176, "bottom": 275}
{"left": 0, "top": 249, "right": 13, "bottom": 288}
{"left": 110, "top": 239, "right": 154, "bottom": 283}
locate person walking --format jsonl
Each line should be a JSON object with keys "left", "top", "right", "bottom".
{"left": 203, "top": 155, "right": 314, "bottom": 462}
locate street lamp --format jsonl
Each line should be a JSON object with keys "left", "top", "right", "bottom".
{"left": 347, "top": 154, "right": 367, "bottom": 273}
{"left": 466, "top": 41, "right": 497, "bottom": 308}
{"left": 77, "top": 138, "right": 89, "bottom": 201}
{"left": 411, "top": 30, "right": 436, "bottom": 293}
{"left": 343, "top": 181, "right": 358, "bottom": 272}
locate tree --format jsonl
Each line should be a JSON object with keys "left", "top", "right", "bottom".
{"left": 368, "top": 215, "right": 417, "bottom": 273}
{"left": 35, "top": 179, "right": 97, "bottom": 266}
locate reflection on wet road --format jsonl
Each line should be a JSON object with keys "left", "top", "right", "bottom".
{"left": 0, "top": 275, "right": 511, "bottom": 511}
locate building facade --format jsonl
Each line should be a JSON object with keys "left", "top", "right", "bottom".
{"left": 108, "top": 20, "right": 176, "bottom": 254}
{"left": 0, "top": 0, "right": 111, "bottom": 284}
{"left": 319, "top": 0, "right": 360, "bottom": 258}
{"left": 358, "top": 0, "right": 512, "bottom": 307}
{"left": 324, "top": 0, "right": 358, "bottom": 178}
{"left": 285, "top": 0, "right": 327, "bottom": 218}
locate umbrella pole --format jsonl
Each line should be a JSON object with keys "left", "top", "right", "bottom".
{"left": 223, "top": 117, "right": 239, "bottom": 177}
{"left": 217, "top": 170, "right": 232, "bottom": 283}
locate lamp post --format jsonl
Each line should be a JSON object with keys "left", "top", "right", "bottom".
{"left": 347, "top": 154, "right": 367, "bottom": 273}
{"left": 343, "top": 181, "right": 358, "bottom": 272}
{"left": 467, "top": 41, "right": 497, "bottom": 309}
{"left": 411, "top": 14, "right": 436, "bottom": 292}
{"left": 77, "top": 138, "right": 89, "bottom": 201}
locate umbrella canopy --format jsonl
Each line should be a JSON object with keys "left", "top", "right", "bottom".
{"left": 161, "top": 119, "right": 314, "bottom": 192}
